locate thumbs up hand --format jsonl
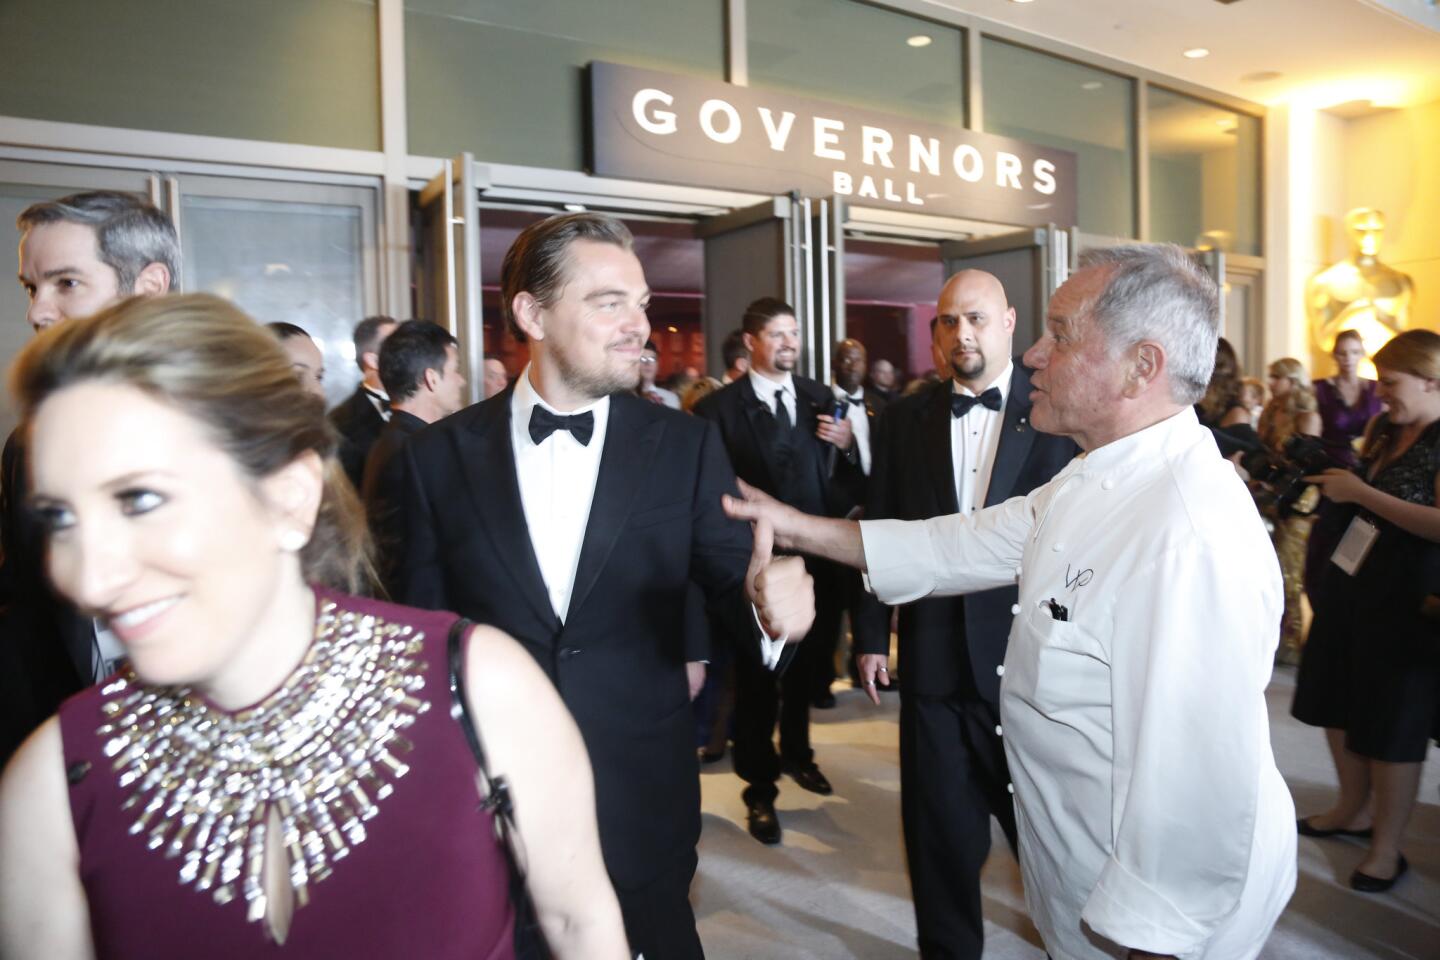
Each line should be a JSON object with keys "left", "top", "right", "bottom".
{"left": 726, "top": 481, "right": 814, "bottom": 641}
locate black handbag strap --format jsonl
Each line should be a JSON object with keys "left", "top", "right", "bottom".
{"left": 446, "top": 617, "right": 525, "bottom": 875}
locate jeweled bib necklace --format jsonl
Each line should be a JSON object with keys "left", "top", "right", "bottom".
{"left": 95, "top": 601, "right": 430, "bottom": 925}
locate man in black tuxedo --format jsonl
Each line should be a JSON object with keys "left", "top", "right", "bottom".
{"left": 811, "top": 337, "right": 886, "bottom": 707}
{"left": 329, "top": 314, "right": 397, "bottom": 489}
{"left": 854, "top": 270, "right": 1076, "bottom": 960}
{"left": 394, "top": 213, "right": 813, "bottom": 960}
{"left": 1, "top": 191, "right": 178, "bottom": 767}
{"left": 693, "top": 298, "right": 861, "bottom": 844}
{"left": 362, "top": 320, "right": 467, "bottom": 593}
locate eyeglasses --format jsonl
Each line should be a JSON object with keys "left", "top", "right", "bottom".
{"left": 639, "top": 356, "right": 657, "bottom": 365}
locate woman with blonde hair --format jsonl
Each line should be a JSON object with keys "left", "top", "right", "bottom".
{"left": 1294, "top": 329, "right": 1440, "bottom": 893}
{"left": 0, "top": 294, "right": 628, "bottom": 958}
{"left": 1256, "top": 357, "right": 1322, "bottom": 662}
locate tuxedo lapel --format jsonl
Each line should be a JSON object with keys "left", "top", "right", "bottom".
{"left": 736, "top": 377, "right": 783, "bottom": 490}
{"left": 459, "top": 400, "right": 560, "bottom": 632}
{"left": 568, "top": 397, "right": 665, "bottom": 619}
{"left": 926, "top": 384, "right": 961, "bottom": 514}
{"left": 984, "top": 365, "right": 1039, "bottom": 507}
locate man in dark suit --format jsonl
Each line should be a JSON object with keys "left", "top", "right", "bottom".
{"left": 811, "top": 336, "right": 886, "bottom": 708}
{"left": 854, "top": 270, "right": 1076, "bottom": 960}
{"left": 1, "top": 191, "right": 178, "bottom": 766}
{"left": 394, "top": 213, "right": 813, "bottom": 960}
{"left": 693, "top": 298, "right": 862, "bottom": 844}
{"left": 329, "top": 314, "right": 397, "bottom": 489}
{"left": 362, "top": 320, "right": 467, "bottom": 592}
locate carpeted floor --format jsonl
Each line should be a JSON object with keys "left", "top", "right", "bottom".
{"left": 693, "top": 666, "right": 1440, "bottom": 959}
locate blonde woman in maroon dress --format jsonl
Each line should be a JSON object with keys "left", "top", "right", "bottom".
{"left": 0, "top": 294, "right": 629, "bottom": 959}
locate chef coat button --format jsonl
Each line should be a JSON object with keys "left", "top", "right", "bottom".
{"left": 1051, "top": 543, "right": 1063, "bottom": 552}
{"left": 995, "top": 664, "right": 1005, "bottom": 677}
{"left": 1007, "top": 782, "right": 1015, "bottom": 795}
{"left": 1102, "top": 478, "right": 1115, "bottom": 490}
{"left": 1010, "top": 603, "right": 1021, "bottom": 615}
{"left": 1014, "top": 565, "right": 1022, "bottom": 577}
{"left": 994, "top": 725, "right": 1003, "bottom": 736}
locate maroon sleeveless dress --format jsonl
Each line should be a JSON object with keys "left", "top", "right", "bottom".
{"left": 59, "top": 588, "right": 516, "bottom": 959}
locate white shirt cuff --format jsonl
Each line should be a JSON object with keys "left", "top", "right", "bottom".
{"left": 752, "top": 605, "right": 787, "bottom": 670}
{"left": 859, "top": 518, "right": 939, "bottom": 604}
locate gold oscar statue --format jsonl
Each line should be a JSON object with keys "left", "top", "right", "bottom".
{"left": 1308, "top": 208, "right": 1414, "bottom": 375}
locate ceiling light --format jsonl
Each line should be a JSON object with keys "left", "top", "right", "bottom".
{"left": 1009, "top": 0, "right": 1037, "bottom": 4}
{"left": 1183, "top": 48, "right": 1210, "bottom": 59}
{"left": 906, "top": 35, "right": 932, "bottom": 47}
{"left": 1081, "top": 81, "right": 1103, "bottom": 91}
{"left": 563, "top": 203, "right": 586, "bottom": 212}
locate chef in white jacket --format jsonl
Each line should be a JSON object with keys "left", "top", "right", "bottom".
{"left": 724, "top": 243, "right": 1296, "bottom": 960}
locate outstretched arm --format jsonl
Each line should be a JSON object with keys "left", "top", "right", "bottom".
{"left": 463, "top": 626, "right": 630, "bottom": 960}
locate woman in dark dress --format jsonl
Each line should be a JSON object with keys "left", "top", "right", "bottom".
{"left": 1314, "top": 328, "right": 1384, "bottom": 469}
{"left": 0, "top": 295, "right": 629, "bottom": 958}
{"left": 1294, "top": 329, "right": 1440, "bottom": 893}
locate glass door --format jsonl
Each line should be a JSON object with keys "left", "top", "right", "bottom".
{"left": 417, "top": 155, "right": 482, "bottom": 404}
{"left": 171, "top": 173, "right": 382, "bottom": 409}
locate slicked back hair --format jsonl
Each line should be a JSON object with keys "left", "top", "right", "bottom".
{"left": 352, "top": 315, "right": 397, "bottom": 370}
{"left": 499, "top": 213, "right": 634, "bottom": 342}
{"left": 17, "top": 190, "right": 180, "bottom": 293}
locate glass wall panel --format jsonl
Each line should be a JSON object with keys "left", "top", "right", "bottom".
{"left": 0, "top": 0, "right": 379, "bottom": 150}
{"left": 982, "top": 39, "right": 1134, "bottom": 238}
{"left": 747, "top": 0, "right": 964, "bottom": 128}
{"left": 1147, "top": 86, "right": 1261, "bottom": 256}
{"left": 406, "top": 0, "right": 726, "bottom": 169}
{"left": 180, "top": 186, "right": 376, "bottom": 409}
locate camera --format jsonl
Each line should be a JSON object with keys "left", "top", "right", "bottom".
{"left": 1241, "top": 434, "right": 1336, "bottom": 518}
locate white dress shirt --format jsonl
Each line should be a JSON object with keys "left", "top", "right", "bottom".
{"left": 363, "top": 383, "right": 392, "bottom": 423}
{"left": 860, "top": 408, "right": 1296, "bottom": 960}
{"left": 951, "top": 362, "right": 1012, "bottom": 515}
{"left": 834, "top": 385, "right": 872, "bottom": 475}
{"left": 748, "top": 368, "right": 796, "bottom": 423}
{"left": 509, "top": 367, "right": 609, "bottom": 623}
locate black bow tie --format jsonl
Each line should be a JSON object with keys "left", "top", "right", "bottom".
{"left": 843, "top": 395, "right": 864, "bottom": 407}
{"left": 951, "top": 387, "right": 1002, "bottom": 418}
{"left": 365, "top": 388, "right": 391, "bottom": 413}
{"left": 529, "top": 406, "right": 594, "bottom": 446}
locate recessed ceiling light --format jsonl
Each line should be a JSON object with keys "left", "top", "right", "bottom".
{"left": 1009, "top": 0, "right": 1037, "bottom": 4}
{"left": 1183, "top": 47, "right": 1210, "bottom": 59}
{"left": 1081, "top": 81, "right": 1103, "bottom": 91}
{"left": 907, "top": 35, "right": 932, "bottom": 47}
{"left": 563, "top": 203, "right": 587, "bottom": 212}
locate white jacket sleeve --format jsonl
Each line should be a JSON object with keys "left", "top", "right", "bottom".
{"left": 859, "top": 492, "right": 1035, "bottom": 604}
{"left": 1080, "top": 541, "right": 1280, "bottom": 956}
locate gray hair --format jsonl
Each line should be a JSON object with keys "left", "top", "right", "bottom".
{"left": 17, "top": 190, "right": 181, "bottom": 294}
{"left": 1075, "top": 243, "right": 1219, "bottom": 404}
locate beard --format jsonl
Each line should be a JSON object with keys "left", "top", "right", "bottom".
{"left": 948, "top": 346, "right": 987, "bottom": 382}
{"left": 554, "top": 339, "right": 642, "bottom": 399}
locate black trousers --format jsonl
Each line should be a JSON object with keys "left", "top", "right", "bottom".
{"left": 809, "top": 562, "right": 864, "bottom": 699}
{"left": 900, "top": 691, "right": 1017, "bottom": 960}
{"left": 732, "top": 558, "right": 833, "bottom": 801}
{"left": 615, "top": 848, "right": 703, "bottom": 960}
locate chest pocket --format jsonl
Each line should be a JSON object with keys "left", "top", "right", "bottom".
{"left": 1020, "top": 602, "right": 1110, "bottom": 716}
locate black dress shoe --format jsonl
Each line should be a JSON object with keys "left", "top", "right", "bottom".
{"left": 1297, "top": 816, "right": 1373, "bottom": 839}
{"left": 745, "top": 796, "right": 781, "bottom": 845}
{"left": 782, "top": 761, "right": 834, "bottom": 796}
{"left": 1351, "top": 854, "right": 1408, "bottom": 893}
{"left": 812, "top": 691, "right": 837, "bottom": 709}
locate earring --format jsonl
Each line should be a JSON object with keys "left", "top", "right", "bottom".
{"left": 280, "top": 529, "right": 309, "bottom": 552}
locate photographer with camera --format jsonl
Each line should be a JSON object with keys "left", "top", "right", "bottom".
{"left": 1253, "top": 358, "right": 1323, "bottom": 662}
{"left": 1293, "top": 329, "right": 1440, "bottom": 895}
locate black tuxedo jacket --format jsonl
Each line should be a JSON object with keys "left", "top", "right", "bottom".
{"left": 394, "top": 389, "right": 782, "bottom": 889}
{"left": 329, "top": 385, "right": 388, "bottom": 490}
{"left": 0, "top": 427, "right": 93, "bottom": 765}
{"left": 693, "top": 374, "right": 860, "bottom": 518}
{"left": 362, "top": 409, "right": 428, "bottom": 597}
{"left": 855, "top": 366, "right": 1076, "bottom": 701}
